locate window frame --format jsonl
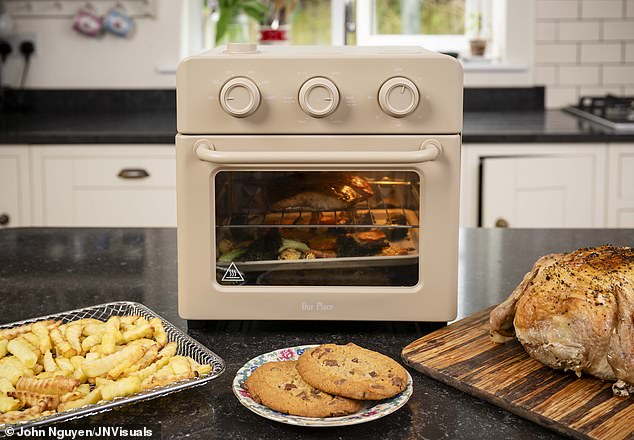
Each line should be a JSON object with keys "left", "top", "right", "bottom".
{"left": 353, "top": 0, "right": 480, "bottom": 53}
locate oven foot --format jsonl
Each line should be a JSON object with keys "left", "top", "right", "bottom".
{"left": 415, "top": 321, "right": 447, "bottom": 334}
{"left": 187, "top": 319, "right": 209, "bottom": 330}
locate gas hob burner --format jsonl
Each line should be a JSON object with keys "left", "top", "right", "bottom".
{"left": 578, "top": 95, "right": 634, "bottom": 121}
{"left": 566, "top": 94, "right": 634, "bottom": 131}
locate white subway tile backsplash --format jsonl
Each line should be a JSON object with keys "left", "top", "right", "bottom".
{"left": 534, "top": 1, "right": 633, "bottom": 101}
{"left": 558, "top": 21, "right": 601, "bottom": 41}
{"left": 626, "top": 42, "right": 634, "bottom": 61}
{"left": 536, "top": 0, "right": 580, "bottom": 19}
{"left": 602, "top": 65, "right": 634, "bottom": 83}
{"left": 580, "top": 43, "right": 622, "bottom": 62}
{"left": 579, "top": 86, "right": 624, "bottom": 96}
{"left": 546, "top": 87, "right": 579, "bottom": 108}
{"left": 559, "top": 65, "right": 600, "bottom": 85}
{"left": 603, "top": 21, "right": 634, "bottom": 40}
{"left": 536, "top": 22, "right": 558, "bottom": 41}
{"left": 581, "top": 0, "right": 624, "bottom": 18}
{"left": 535, "top": 43, "right": 578, "bottom": 63}
{"left": 535, "top": 66, "right": 558, "bottom": 84}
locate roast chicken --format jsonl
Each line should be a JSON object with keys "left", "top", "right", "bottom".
{"left": 490, "top": 245, "right": 634, "bottom": 396}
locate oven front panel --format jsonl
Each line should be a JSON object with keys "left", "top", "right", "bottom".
{"left": 177, "top": 47, "right": 463, "bottom": 135}
{"left": 176, "top": 135, "right": 460, "bottom": 321}
{"left": 214, "top": 170, "right": 420, "bottom": 287}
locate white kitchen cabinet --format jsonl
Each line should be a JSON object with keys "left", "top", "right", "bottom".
{"left": 461, "top": 144, "right": 607, "bottom": 228}
{"left": 31, "top": 145, "right": 176, "bottom": 227}
{"left": 607, "top": 143, "right": 634, "bottom": 227}
{"left": 0, "top": 146, "right": 31, "bottom": 227}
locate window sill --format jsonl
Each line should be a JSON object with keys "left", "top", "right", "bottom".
{"left": 157, "top": 61, "right": 528, "bottom": 75}
{"left": 155, "top": 65, "right": 177, "bottom": 75}
{"left": 461, "top": 61, "right": 528, "bottom": 73}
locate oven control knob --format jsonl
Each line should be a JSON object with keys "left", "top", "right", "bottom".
{"left": 298, "top": 77, "right": 340, "bottom": 118}
{"left": 378, "top": 77, "right": 420, "bottom": 118}
{"left": 219, "top": 77, "right": 261, "bottom": 118}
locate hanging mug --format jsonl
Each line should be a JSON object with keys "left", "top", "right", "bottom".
{"left": 103, "top": 7, "right": 135, "bottom": 38}
{"left": 72, "top": 7, "right": 103, "bottom": 37}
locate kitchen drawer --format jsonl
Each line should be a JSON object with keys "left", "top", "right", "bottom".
{"left": 71, "top": 188, "right": 176, "bottom": 227}
{"left": 31, "top": 145, "right": 176, "bottom": 227}
{"left": 73, "top": 157, "right": 175, "bottom": 187}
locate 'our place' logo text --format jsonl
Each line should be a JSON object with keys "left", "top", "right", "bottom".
{"left": 301, "top": 302, "right": 334, "bottom": 312}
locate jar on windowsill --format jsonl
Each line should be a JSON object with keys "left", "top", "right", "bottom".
{"left": 259, "top": 25, "right": 290, "bottom": 45}
{"left": 211, "top": 11, "right": 252, "bottom": 46}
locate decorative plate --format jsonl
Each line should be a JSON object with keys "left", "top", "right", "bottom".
{"left": 232, "top": 344, "right": 413, "bottom": 427}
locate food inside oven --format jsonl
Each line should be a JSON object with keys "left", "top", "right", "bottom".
{"left": 214, "top": 171, "right": 420, "bottom": 287}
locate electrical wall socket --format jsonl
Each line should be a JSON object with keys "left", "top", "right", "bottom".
{"left": 2, "top": 33, "right": 36, "bottom": 58}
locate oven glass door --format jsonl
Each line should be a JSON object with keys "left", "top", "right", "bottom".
{"left": 214, "top": 170, "right": 420, "bottom": 286}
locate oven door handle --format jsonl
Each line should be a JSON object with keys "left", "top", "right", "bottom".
{"left": 194, "top": 140, "right": 442, "bottom": 164}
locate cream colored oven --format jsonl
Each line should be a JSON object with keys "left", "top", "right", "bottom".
{"left": 176, "top": 44, "right": 462, "bottom": 323}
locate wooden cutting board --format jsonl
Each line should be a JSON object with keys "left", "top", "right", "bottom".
{"left": 401, "top": 307, "right": 634, "bottom": 440}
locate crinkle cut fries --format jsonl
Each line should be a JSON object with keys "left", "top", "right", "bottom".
{"left": 0, "top": 315, "right": 212, "bottom": 425}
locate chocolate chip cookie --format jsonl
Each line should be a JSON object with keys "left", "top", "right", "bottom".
{"left": 296, "top": 343, "right": 408, "bottom": 400}
{"left": 243, "top": 360, "right": 363, "bottom": 418}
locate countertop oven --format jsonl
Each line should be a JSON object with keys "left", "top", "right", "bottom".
{"left": 176, "top": 44, "right": 463, "bottom": 322}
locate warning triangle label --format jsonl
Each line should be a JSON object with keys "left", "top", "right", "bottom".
{"left": 221, "top": 262, "right": 245, "bottom": 282}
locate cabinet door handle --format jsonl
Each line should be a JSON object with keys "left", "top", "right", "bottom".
{"left": 495, "top": 218, "right": 509, "bottom": 228}
{"left": 117, "top": 168, "right": 150, "bottom": 179}
{"left": 0, "top": 213, "right": 10, "bottom": 226}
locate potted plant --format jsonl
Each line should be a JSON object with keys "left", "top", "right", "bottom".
{"left": 467, "top": 10, "right": 486, "bottom": 57}
{"left": 214, "top": 0, "right": 269, "bottom": 45}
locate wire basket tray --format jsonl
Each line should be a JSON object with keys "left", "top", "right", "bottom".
{"left": 0, "top": 301, "right": 225, "bottom": 434}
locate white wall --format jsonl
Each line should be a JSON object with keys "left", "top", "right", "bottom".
{"left": 534, "top": 0, "right": 634, "bottom": 107}
{"left": 2, "top": 0, "right": 182, "bottom": 88}
{"left": 3, "top": 0, "right": 633, "bottom": 106}
{"left": 464, "top": 0, "right": 536, "bottom": 87}
{"left": 465, "top": 0, "right": 634, "bottom": 108}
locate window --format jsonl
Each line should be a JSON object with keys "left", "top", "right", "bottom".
{"left": 183, "top": 0, "right": 528, "bottom": 83}
{"left": 356, "top": 0, "right": 482, "bottom": 53}
{"left": 290, "top": 0, "right": 332, "bottom": 45}
{"left": 292, "top": 0, "right": 487, "bottom": 54}
{"left": 214, "top": 170, "right": 420, "bottom": 287}
{"left": 187, "top": 0, "right": 490, "bottom": 56}
{"left": 372, "top": 0, "right": 465, "bottom": 35}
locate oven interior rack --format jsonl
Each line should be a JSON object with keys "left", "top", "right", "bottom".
{"left": 216, "top": 178, "right": 421, "bottom": 230}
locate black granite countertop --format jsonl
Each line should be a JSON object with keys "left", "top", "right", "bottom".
{"left": 0, "top": 110, "right": 177, "bottom": 145}
{"left": 2, "top": 88, "right": 633, "bottom": 145}
{"left": 2, "top": 110, "right": 634, "bottom": 145}
{"left": 1, "top": 227, "right": 633, "bottom": 439}
{"left": 463, "top": 110, "right": 634, "bottom": 143}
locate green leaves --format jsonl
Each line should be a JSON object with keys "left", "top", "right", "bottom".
{"left": 242, "top": 0, "right": 268, "bottom": 21}
{"left": 215, "top": 0, "right": 269, "bottom": 44}
{"left": 215, "top": 8, "right": 232, "bottom": 44}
